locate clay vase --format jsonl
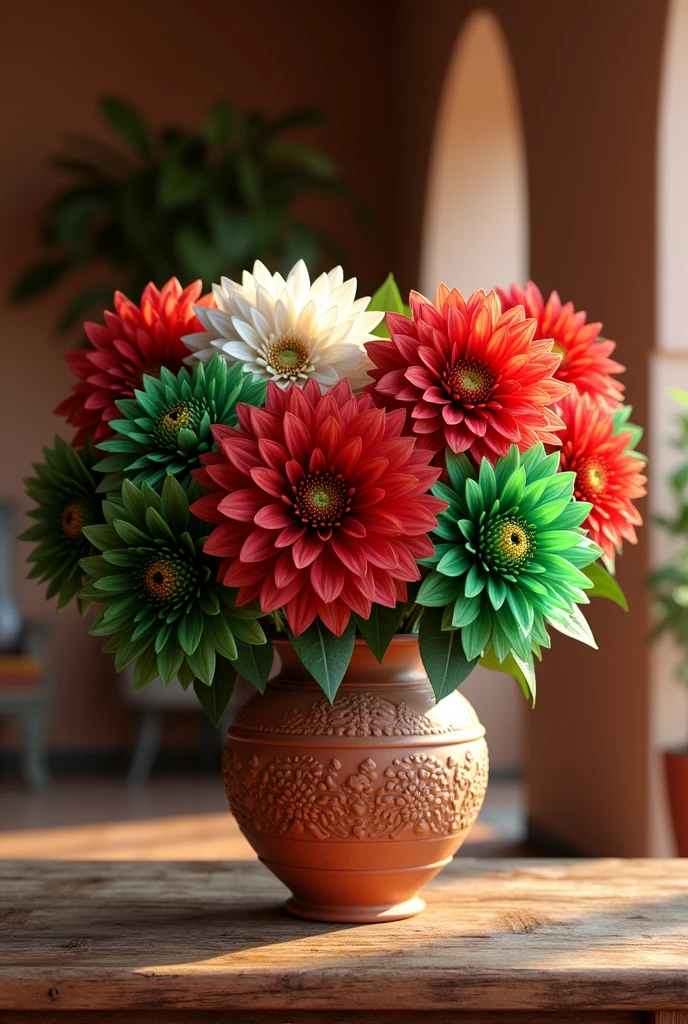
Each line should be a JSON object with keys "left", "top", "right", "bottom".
{"left": 664, "top": 750, "right": 688, "bottom": 856}
{"left": 223, "top": 636, "right": 489, "bottom": 923}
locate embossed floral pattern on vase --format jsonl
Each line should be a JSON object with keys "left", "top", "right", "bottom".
{"left": 223, "top": 747, "right": 488, "bottom": 841}
{"left": 223, "top": 638, "right": 489, "bottom": 922}
{"left": 233, "top": 691, "right": 479, "bottom": 737}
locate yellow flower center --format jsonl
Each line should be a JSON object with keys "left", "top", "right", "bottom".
{"left": 480, "top": 514, "right": 536, "bottom": 575}
{"left": 265, "top": 335, "right": 312, "bottom": 379}
{"left": 551, "top": 340, "right": 568, "bottom": 367}
{"left": 162, "top": 404, "right": 191, "bottom": 432}
{"left": 60, "top": 502, "right": 86, "bottom": 539}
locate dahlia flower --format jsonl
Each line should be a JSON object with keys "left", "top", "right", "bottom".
{"left": 55, "top": 278, "right": 212, "bottom": 448}
{"left": 79, "top": 476, "right": 266, "bottom": 693}
{"left": 95, "top": 355, "right": 267, "bottom": 494}
{"left": 20, "top": 437, "right": 104, "bottom": 611}
{"left": 497, "top": 281, "right": 625, "bottom": 408}
{"left": 557, "top": 389, "right": 647, "bottom": 564}
{"left": 365, "top": 285, "right": 568, "bottom": 462}
{"left": 191, "top": 378, "right": 446, "bottom": 637}
{"left": 417, "top": 445, "right": 602, "bottom": 684}
{"left": 182, "top": 260, "right": 383, "bottom": 393}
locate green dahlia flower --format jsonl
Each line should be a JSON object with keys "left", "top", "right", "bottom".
{"left": 94, "top": 354, "right": 267, "bottom": 493}
{"left": 417, "top": 445, "right": 603, "bottom": 686}
{"left": 20, "top": 436, "right": 104, "bottom": 611}
{"left": 79, "top": 476, "right": 267, "bottom": 696}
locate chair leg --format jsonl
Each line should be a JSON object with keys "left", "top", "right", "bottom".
{"left": 127, "top": 711, "right": 163, "bottom": 785}
{"left": 18, "top": 710, "right": 50, "bottom": 791}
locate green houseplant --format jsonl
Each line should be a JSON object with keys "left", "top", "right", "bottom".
{"left": 10, "top": 96, "right": 362, "bottom": 338}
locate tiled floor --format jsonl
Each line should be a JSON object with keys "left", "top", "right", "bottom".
{"left": 0, "top": 775, "right": 525, "bottom": 859}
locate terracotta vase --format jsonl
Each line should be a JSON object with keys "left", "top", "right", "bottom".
{"left": 664, "top": 750, "right": 688, "bottom": 856}
{"left": 223, "top": 635, "right": 489, "bottom": 922}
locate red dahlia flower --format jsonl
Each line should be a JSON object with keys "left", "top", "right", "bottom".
{"left": 497, "top": 281, "right": 625, "bottom": 408}
{"left": 191, "top": 378, "right": 447, "bottom": 637}
{"left": 558, "top": 389, "right": 646, "bottom": 563}
{"left": 55, "top": 278, "right": 213, "bottom": 448}
{"left": 365, "top": 285, "right": 569, "bottom": 462}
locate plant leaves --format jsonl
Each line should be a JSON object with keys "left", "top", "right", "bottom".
{"left": 419, "top": 606, "right": 478, "bottom": 702}
{"left": 480, "top": 646, "right": 535, "bottom": 705}
{"left": 202, "top": 101, "right": 238, "bottom": 145}
{"left": 232, "top": 638, "right": 274, "bottom": 693}
{"left": 582, "top": 560, "right": 629, "bottom": 611}
{"left": 368, "top": 273, "right": 407, "bottom": 338}
{"left": 11, "top": 258, "right": 70, "bottom": 302}
{"left": 193, "top": 660, "right": 236, "bottom": 726}
{"left": 286, "top": 618, "right": 355, "bottom": 701}
{"left": 355, "top": 604, "right": 405, "bottom": 663}
{"left": 100, "top": 96, "right": 149, "bottom": 157}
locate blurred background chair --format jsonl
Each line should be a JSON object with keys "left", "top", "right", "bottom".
{"left": 0, "top": 501, "right": 50, "bottom": 789}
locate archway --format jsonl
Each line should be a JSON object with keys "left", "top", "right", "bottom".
{"left": 652, "top": 0, "right": 688, "bottom": 853}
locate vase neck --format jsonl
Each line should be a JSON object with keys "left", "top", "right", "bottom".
{"left": 272, "top": 636, "right": 427, "bottom": 690}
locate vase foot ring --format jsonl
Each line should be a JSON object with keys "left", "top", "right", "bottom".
{"left": 284, "top": 895, "right": 426, "bottom": 923}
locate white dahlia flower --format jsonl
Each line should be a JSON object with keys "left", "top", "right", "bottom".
{"left": 182, "top": 260, "right": 383, "bottom": 392}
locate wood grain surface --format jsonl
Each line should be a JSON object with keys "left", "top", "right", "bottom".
{"left": 1, "top": 858, "right": 687, "bottom": 1015}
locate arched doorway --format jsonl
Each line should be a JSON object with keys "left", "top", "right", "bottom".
{"left": 420, "top": 8, "right": 529, "bottom": 784}
{"left": 652, "top": 0, "right": 688, "bottom": 854}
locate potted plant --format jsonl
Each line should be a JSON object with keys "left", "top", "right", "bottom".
{"left": 650, "top": 389, "right": 688, "bottom": 855}
{"left": 22, "top": 267, "right": 645, "bottom": 920}
{"left": 9, "top": 96, "right": 363, "bottom": 339}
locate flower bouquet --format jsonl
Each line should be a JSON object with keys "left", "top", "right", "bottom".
{"left": 23, "top": 262, "right": 646, "bottom": 921}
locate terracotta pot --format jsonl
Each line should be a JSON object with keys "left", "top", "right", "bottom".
{"left": 223, "top": 636, "right": 489, "bottom": 922}
{"left": 664, "top": 749, "right": 688, "bottom": 856}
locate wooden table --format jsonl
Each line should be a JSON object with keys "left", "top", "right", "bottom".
{"left": 1, "top": 858, "right": 687, "bottom": 1023}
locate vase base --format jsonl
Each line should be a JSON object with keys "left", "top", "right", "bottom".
{"left": 284, "top": 895, "right": 426, "bottom": 923}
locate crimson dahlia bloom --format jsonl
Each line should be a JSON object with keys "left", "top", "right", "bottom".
{"left": 191, "top": 378, "right": 446, "bottom": 637}
{"left": 55, "top": 278, "right": 213, "bottom": 448}
{"left": 497, "top": 281, "right": 625, "bottom": 408}
{"left": 365, "top": 286, "right": 569, "bottom": 462}
{"left": 558, "top": 389, "right": 646, "bottom": 563}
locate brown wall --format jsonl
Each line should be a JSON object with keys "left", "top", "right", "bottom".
{"left": 0, "top": 0, "right": 396, "bottom": 755}
{"left": 395, "top": 0, "right": 666, "bottom": 855}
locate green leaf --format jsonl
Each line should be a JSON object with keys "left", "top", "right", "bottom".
{"left": 228, "top": 615, "right": 267, "bottom": 645}
{"left": 547, "top": 604, "right": 598, "bottom": 649}
{"left": 203, "top": 611, "right": 238, "bottom": 661}
{"left": 232, "top": 638, "right": 274, "bottom": 693}
{"left": 133, "top": 647, "right": 159, "bottom": 691}
{"left": 193, "top": 662, "right": 237, "bottom": 726}
{"left": 480, "top": 646, "right": 534, "bottom": 704}
{"left": 100, "top": 96, "right": 149, "bottom": 157}
{"left": 355, "top": 604, "right": 405, "bottom": 662}
{"left": 158, "top": 156, "right": 205, "bottom": 209}
{"left": 267, "top": 140, "right": 338, "bottom": 178}
{"left": 156, "top": 638, "right": 185, "bottom": 686}
{"left": 368, "top": 273, "right": 406, "bottom": 338}
{"left": 202, "top": 100, "right": 238, "bottom": 144}
{"left": 286, "top": 618, "right": 356, "bottom": 701}
{"left": 187, "top": 640, "right": 216, "bottom": 686}
{"left": 418, "top": 606, "right": 478, "bottom": 702}
{"left": 582, "top": 561, "right": 629, "bottom": 611}
{"left": 160, "top": 474, "right": 190, "bottom": 535}
{"left": 178, "top": 607, "right": 205, "bottom": 656}
{"left": 417, "top": 569, "right": 458, "bottom": 607}
{"left": 10, "top": 258, "right": 70, "bottom": 302}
